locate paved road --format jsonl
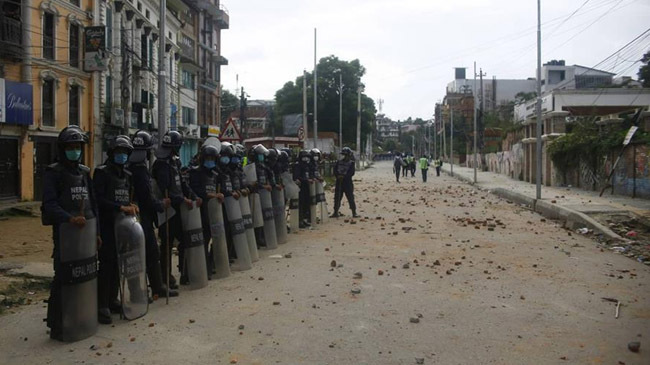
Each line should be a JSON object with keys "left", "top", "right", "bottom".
{"left": 1, "top": 161, "right": 648, "bottom": 364}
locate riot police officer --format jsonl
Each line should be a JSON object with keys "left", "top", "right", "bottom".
{"left": 293, "top": 150, "right": 313, "bottom": 227}
{"left": 331, "top": 147, "right": 358, "bottom": 218}
{"left": 129, "top": 130, "right": 178, "bottom": 298}
{"left": 216, "top": 142, "right": 238, "bottom": 258}
{"left": 251, "top": 144, "right": 275, "bottom": 245}
{"left": 189, "top": 143, "right": 223, "bottom": 278}
{"left": 152, "top": 131, "right": 200, "bottom": 287}
{"left": 93, "top": 135, "right": 139, "bottom": 324}
{"left": 42, "top": 125, "right": 100, "bottom": 341}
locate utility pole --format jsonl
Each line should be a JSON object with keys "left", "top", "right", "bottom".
{"left": 536, "top": 0, "right": 543, "bottom": 199}
{"left": 240, "top": 87, "right": 247, "bottom": 139}
{"left": 356, "top": 82, "right": 361, "bottom": 165}
{"left": 450, "top": 107, "right": 454, "bottom": 177}
{"left": 473, "top": 62, "right": 478, "bottom": 183}
{"left": 433, "top": 120, "right": 437, "bottom": 159}
{"left": 313, "top": 28, "right": 318, "bottom": 150}
{"left": 302, "top": 70, "right": 307, "bottom": 147}
{"left": 479, "top": 68, "right": 485, "bottom": 153}
{"left": 339, "top": 72, "right": 343, "bottom": 152}
{"left": 157, "top": 0, "right": 167, "bottom": 145}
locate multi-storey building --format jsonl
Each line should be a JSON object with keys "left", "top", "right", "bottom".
{"left": 0, "top": 0, "right": 94, "bottom": 201}
{"left": 375, "top": 114, "right": 398, "bottom": 140}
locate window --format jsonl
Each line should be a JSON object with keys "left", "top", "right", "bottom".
{"left": 146, "top": 9, "right": 150, "bottom": 19}
{"left": 137, "top": 1, "right": 141, "bottom": 11}
{"left": 43, "top": 12, "right": 55, "bottom": 60}
{"left": 70, "top": 0, "right": 79, "bottom": 7}
{"left": 69, "top": 24, "right": 80, "bottom": 68}
{"left": 182, "top": 106, "right": 195, "bottom": 125}
{"left": 42, "top": 79, "right": 55, "bottom": 127}
{"left": 140, "top": 34, "right": 148, "bottom": 68}
{"left": 181, "top": 70, "right": 195, "bottom": 89}
{"left": 105, "top": 75, "right": 112, "bottom": 116}
{"left": 106, "top": 8, "right": 113, "bottom": 50}
{"left": 69, "top": 85, "right": 80, "bottom": 126}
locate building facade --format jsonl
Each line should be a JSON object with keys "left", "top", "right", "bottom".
{"left": 0, "top": 0, "right": 229, "bottom": 201}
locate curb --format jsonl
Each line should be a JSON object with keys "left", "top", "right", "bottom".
{"left": 443, "top": 169, "right": 623, "bottom": 241}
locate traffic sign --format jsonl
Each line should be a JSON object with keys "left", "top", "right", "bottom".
{"left": 297, "top": 126, "right": 305, "bottom": 141}
{"left": 220, "top": 118, "right": 242, "bottom": 142}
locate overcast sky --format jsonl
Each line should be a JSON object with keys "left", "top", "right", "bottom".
{"left": 220, "top": 0, "right": 650, "bottom": 121}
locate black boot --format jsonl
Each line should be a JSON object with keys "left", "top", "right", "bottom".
{"left": 148, "top": 265, "right": 178, "bottom": 298}
{"left": 330, "top": 211, "right": 340, "bottom": 218}
{"left": 352, "top": 211, "right": 360, "bottom": 218}
{"left": 98, "top": 308, "right": 112, "bottom": 325}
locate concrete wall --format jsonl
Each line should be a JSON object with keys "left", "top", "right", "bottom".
{"left": 466, "top": 143, "right": 650, "bottom": 199}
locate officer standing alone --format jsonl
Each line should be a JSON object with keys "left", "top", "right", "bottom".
{"left": 331, "top": 147, "right": 358, "bottom": 218}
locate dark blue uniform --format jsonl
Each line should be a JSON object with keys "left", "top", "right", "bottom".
{"left": 93, "top": 161, "right": 132, "bottom": 312}
{"left": 152, "top": 155, "right": 196, "bottom": 284}
{"left": 293, "top": 159, "right": 312, "bottom": 224}
{"left": 333, "top": 158, "right": 356, "bottom": 215}
{"left": 42, "top": 161, "right": 99, "bottom": 340}
{"left": 189, "top": 165, "right": 219, "bottom": 274}
{"left": 129, "top": 161, "right": 164, "bottom": 281}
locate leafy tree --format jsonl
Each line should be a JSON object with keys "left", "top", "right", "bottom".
{"left": 220, "top": 88, "right": 239, "bottom": 124}
{"left": 274, "top": 55, "right": 376, "bottom": 148}
{"left": 639, "top": 50, "right": 650, "bottom": 87}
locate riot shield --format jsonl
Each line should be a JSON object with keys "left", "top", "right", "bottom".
{"left": 114, "top": 213, "right": 148, "bottom": 320}
{"left": 309, "top": 181, "right": 318, "bottom": 225}
{"left": 258, "top": 189, "right": 278, "bottom": 249}
{"left": 224, "top": 196, "right": 252, "bottom": 270}
{"left": 271, "top": 188, "right": 287, "bottom": 244}
{"left": 316, "top": 181, "right": 329, "bottom": 224}
{"left": 180, "top": 202, "right": 208, "bottom": 290}
{"left": 208, "top": 198, "right": 230, "bottom": 279}
{"left": 250, "top": 192, "right": 264, "bottom": 228}
{"left": 239, "top": 195, "right": 259, "bottom": 262}
{"left": 58, "top": 219, "right": 98, "bottom": 342}
{"left": 281, "top": 172, "right": 300, "bottom": 234}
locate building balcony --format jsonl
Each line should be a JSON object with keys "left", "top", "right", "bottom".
{"left": 212, "top": 54, "right": 228, "bottom": 65}
{"left": 216, "top": 5, "right": 229, "bottom": 29}
{"left": 0, "top": 17, "right": 23, "bottom": 61}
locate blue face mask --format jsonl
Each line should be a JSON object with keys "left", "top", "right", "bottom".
{"left": 220, "top": 156, "right": 230, "bottom": 165}
{"left": 203, "top": 160, "right": 216, "bottom": 169}
{"left": 231, "top": 157, "right": 241, "bottom": 165}
{"left": 65, "top": 149, "right": 82, "bottom": 161}
{"left": 257, "top": 154, "right": 265, "bottom": 162}
{"left": 113, "top": 153, "right": 129, "bottom": 165}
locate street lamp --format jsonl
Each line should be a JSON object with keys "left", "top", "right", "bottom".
{"left": 334, "top": 69, "right": 343, "bottom": 152}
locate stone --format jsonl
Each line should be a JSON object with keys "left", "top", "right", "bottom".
{"left": 351, "top": 288, "right": 361, "bottom": 294}
{"left": 433, "top": 260, "right": 441, "bottom": 266}
{"left": 238, "top": 325, "right": 245, "bottom": 330}
{"left": 402, "top": 263, "right": 410, "bottom": 269}
{"left": 628, "top": 341, "right": 640, "bottom": 352}
{"left": 330, "top": 260, "right": 337, "bottom": 268}
{"left": 409, "top": 317, "right": 420, "bottom": 324}
{"left": 415, "top": 358, "right": 425, "bottom": 364}
{"left": 353, "top": 272, "right": 363, "bottom": 279}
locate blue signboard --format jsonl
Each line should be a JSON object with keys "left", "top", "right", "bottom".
{"left": 1, "top": 80, "right": 33, "bottom": 125}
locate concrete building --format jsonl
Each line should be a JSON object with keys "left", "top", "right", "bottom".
{"left": 446, "top": 68, "right": 536, "bottom": 112}
{"left": 515, "top": 88, "right": 650, "bottom": 190}
{"left": 540, "top": 60, "right": 614, "bottom": 93}
{"left": 375, "top": 114, "right": 398, "bottom": 140}
{"left": 230, "top": 99, "right": 275, "bottom": 140}
{"left": 0, "top": 0, "right": 95, "bottom": 201}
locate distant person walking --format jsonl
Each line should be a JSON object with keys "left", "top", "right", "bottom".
{"left": 419, "top": 156, "right": 430, "bottom": 182}
{"left": 393, "top": 153, "right": 403, "bottom": 183}
{"left": 434, "top": 158, "right": 442, "bottom": 177}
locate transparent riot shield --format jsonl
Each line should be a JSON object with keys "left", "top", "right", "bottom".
{"left": 224, "top": 196, "right": 252, "bottom": 270}
{"left": 208, "top": 198, "right": 230, "bottom": 279}
{"left": 281, "top": 172, "right": 300, "bottom": 234}
{"left": 58, "top": 219, "right": 98, "bottom": 342}
{"left": 271, "top": 188, "right": 287, "bottom": 244}
{"left": 180, "top": 202, "right": 208, "bottom": 290}
{"left": 309, "top": 181, "right": 318, "bottom": 225}
{"left": 114, "top": 213, "right": 148, "bottom": 320}
{"left": 258, "top": 189, "right": 278, "bottom": 249}
{"left": 239, "top": 195, "right": 259, "bottom": 262}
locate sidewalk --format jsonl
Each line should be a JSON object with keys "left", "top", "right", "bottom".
{"left": 441, "top": 164, "right": 650, "bottom": 243}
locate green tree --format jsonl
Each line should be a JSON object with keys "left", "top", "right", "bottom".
{"left": 638, "top": 50, "right": 650, "bottom": 87}
{"left": 220, "top": 88, "right": 239, "bottom": 124}
{"left": 274, "top": 55, "right": 376, "bottom": 147}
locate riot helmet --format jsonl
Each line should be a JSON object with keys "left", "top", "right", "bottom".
{"left": 298, "top": 149, "right": 310, "bottom": 163}
{"left": 109, "top": 135, "right": 133, "bottom": 165}
{"left": 201, "top": 143, "right": 219, "bottom": 169}
{"left": 219, "top": 141, "right": 234, "bottom": 166}
{"left": 253, "top": 144, "right": 269, "bottom": 163}
{"left": 267, "top": 148, "right": 278, "bottom": 167}
{"left": 57, "top": 125, "right": 87, "bottom": 163}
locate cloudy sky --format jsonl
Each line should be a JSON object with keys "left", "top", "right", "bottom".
{"left": 220, "top": 0, "right": 650, "bottom": 121}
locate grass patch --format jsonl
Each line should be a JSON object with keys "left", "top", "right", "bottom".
{"left": 0, "top": 276, "right": 51, "bottom": 315}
